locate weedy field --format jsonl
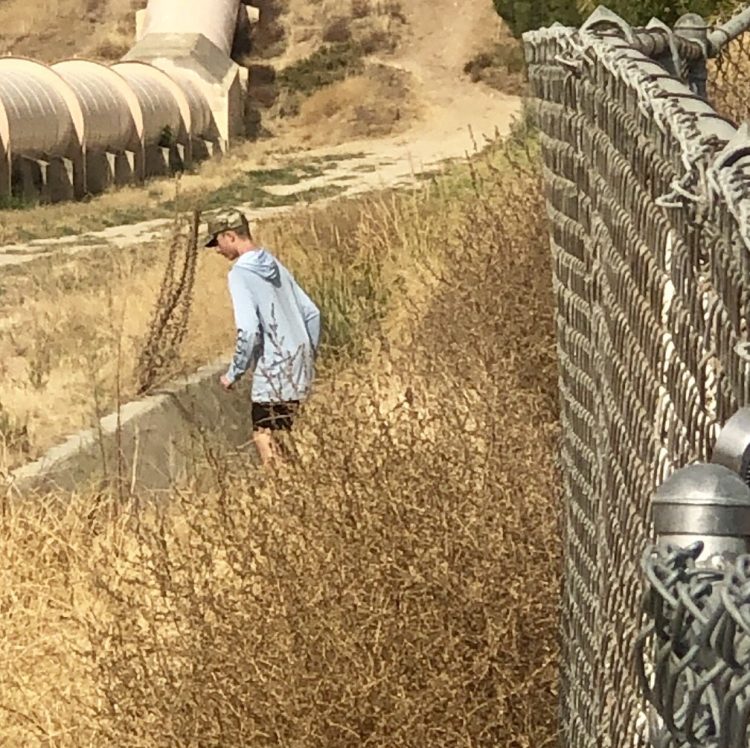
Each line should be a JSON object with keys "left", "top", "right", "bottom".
{"left": 0, "top": 128, "right": 561, "bottom": 745}
{"left": 0, "top": 130, "right": 529, "bottom": 472}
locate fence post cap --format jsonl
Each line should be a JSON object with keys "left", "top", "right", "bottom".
{"left": 654, "top": 463, "right": 750, "bottom": 505}
{"left": 652, "top": 463, "right": 750, "bottom": 537}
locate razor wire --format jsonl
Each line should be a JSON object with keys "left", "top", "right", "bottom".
{"left": 523, "top": 8, "right": 750, "bottom": 748}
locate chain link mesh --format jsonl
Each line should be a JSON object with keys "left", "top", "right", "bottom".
{"left": 709, "top": 27, "right": 750, "bottom": 124}
{"left": 635, "top": 542, "right": 750, "bottom": 747}
{"left": 523, "top": 19, "right": 750, "bottom": 748}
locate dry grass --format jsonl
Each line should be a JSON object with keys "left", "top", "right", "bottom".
{"left": 464, "top": 39, "right": 528, "bottom": 96}
{"left": 87, "top": 20, "right": 134, "bottom": 61}
{"left": 0, "top": 142, "right": 497, "bottom": 471}
{"left": 294, "top": 65, "right": 418, "bottom": 146}
{"left": 264, "top": 0, "right": 411, "bottom": 136}
{"left": 0, "top": 132, "right": 560, "bottom": 745}
{"left": 0, "top": 243, "right": 192, "bottom": 468}
{"left": 279, "top": 0, "right": 406, "bottom": 66}
{"left": 0, "top": 0, "right": 88, "bottom": 38}
{"left": 0, "top": 0, "right": 140, "bottom": 61}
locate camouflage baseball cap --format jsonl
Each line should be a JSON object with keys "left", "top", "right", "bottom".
{"left": 204, "top": 209, "right": 250, "bottom": 247}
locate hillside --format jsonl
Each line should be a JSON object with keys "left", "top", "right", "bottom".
{"left": 247, "top": 0, "right": 523, "bottom": 145}
{"left": 0, "top": 0, "right": 139, "bottom": 61}
{"left": 0, "top": 0, "right": 523, "bottom": 146}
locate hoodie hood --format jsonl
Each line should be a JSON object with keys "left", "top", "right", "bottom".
{"left": 235, "top": 248, "right": 280, "bottom": 286}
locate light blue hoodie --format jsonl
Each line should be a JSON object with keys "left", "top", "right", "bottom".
{"left": 225, "top": 248, "right": 321, "bottom": 403}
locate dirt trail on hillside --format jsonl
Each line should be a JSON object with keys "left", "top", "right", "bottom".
{"left": 336, "top": 0, "right": 520, "bottom": 183}
{"left": 397, "top": 0, "right": 507, "bottom": 80}
{"left": 0, "top": 0, "right": 521, "bottom": 266}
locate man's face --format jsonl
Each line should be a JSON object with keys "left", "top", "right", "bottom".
{"left": 215, "top": 230, "right": 240, "bottom": 260}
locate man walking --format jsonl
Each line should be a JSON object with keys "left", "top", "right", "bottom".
{"left": 205, "top": 209, "right": 321, "bottom": 468}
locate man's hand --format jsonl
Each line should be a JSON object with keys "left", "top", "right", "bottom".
{"left": 220, "top": 375, "right": 234, "bottom": 391}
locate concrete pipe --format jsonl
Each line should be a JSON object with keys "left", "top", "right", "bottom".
{"left": 52, "top": 59, "right": 146, "bottom": 192}
{"left": 0, "top": 0, "right": 248, "bottom": 203}
{"left": 161, "top": 67, "right": 212, "bottom": 139}
{"left": 139, "top": 0, "right": 242, "bottom": 56}
{"left": 0, "top": 57, "right": 86, "bottom": 200}
{"left": 51, "top": 59, "right": 143, "bottom": 152}
{"left": 0, "top": 57, "right": 84, "bottom": 157}
{"left": 111, "top": 60, "right": 197, "bottom": 177}
{"left": 110, "top": 61, "right": 188, "bottom": 145}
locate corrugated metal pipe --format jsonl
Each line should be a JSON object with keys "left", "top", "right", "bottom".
{"left": 0, "top": 0, "right": 254, "bottom": 203}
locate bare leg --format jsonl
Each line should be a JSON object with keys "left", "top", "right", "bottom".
{"left": 252, "top": 428, "right": 286, "bottom": 469}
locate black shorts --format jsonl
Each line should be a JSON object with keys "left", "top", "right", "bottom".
{"left": 251, "top": 401, "right": 299, "bottom": 432}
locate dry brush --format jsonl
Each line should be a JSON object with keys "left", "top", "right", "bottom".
{"left": 0, "top": 137, "right": 561, "bottom": 746}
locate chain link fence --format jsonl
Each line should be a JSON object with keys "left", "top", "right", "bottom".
{"left": 523, "top": 7, "right": 750, "bottom": 747}
{"left": 636, "top": 536, "right": 750, "bottom": 747}
{"left": 711, "top": 16, "right": 750, "bottom": 124}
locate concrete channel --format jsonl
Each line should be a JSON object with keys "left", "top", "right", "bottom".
{"left": 6, "top": 359, "right": 253, "bottom": 497}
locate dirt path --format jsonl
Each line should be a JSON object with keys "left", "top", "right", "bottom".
{"left": 396, "top": 0, "right": 506, "bottom": 78}
{"left": 0, "top": 0, "right": 521, "bottom": 269}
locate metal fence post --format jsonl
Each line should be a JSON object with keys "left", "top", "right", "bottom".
{"left": 710, "top": 407, "right": 750, "bottom": 484}
{"left": 524, "top": 5, "right": 750, "bottom": 742}
{"left": 637, "top": 412, "right": 750, "bottom": 746}
{"left": 674, "top": 14, "right": 709, "bottom": 99}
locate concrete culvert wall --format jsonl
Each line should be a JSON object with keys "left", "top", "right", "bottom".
{"left": 8, "top": 361, "right": 254, "bottom": 497}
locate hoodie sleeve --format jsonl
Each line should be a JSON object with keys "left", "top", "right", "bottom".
{"left": 225, "top": 269, "right": 262, "bottom": 384}
{"left": 291, "top": 278, "right": 321, "bottom": 352}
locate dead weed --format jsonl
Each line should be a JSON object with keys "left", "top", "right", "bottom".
{"left": 0, "top": 137, "right": 560, "bottom": 746}
{"left": 294, "top": 65, "right": 418, "bottom": 146}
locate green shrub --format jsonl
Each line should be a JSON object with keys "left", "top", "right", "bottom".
{"left": 277, "top": 42, "right": 365, "bottom": 96}
{"left": 494, "top": 0, "right": 581, "bottom": 37}
{"left": 495, "top": 0, "right": 733, "bottom": 36}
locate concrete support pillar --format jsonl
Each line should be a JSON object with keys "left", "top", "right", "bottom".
{"left": 48, "top": 156, "right": 76, "bottom": 202}
{"left": 85, "top": 149, "right": 107, "bottom": 194}
{"left": 175, "top": 142, "right": 187, "bottom": 169}
{"left": 69, "top": 150, "right": 86, "bottom": 200}
{"left": 135, "top": 9, "right": 148, "bottom": 43}
{"left": 106, "top": 152, "right": 117, "bottom": 181}
{"left": 161, "top": 146, "right": 172, "bottom": 171}
{"left": 144, "top": 144, "right": 171, "bottom": 178}
{"left": 128, "top": 146, "right": 146, "bottom": 184}
{"left": 209, "top": 72, "right": 245, "bottom": 152}
{"left": 85, "top": 148, "right": 142, "bottom": 194}
{"left": 0, "top": 146, "right": 11, "bottom": 203}
{"left": 112, "top": 151, "right": 134, "bottom": 185}
{"left": 18, "top": 157, "right": 45, "bottom": 202}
